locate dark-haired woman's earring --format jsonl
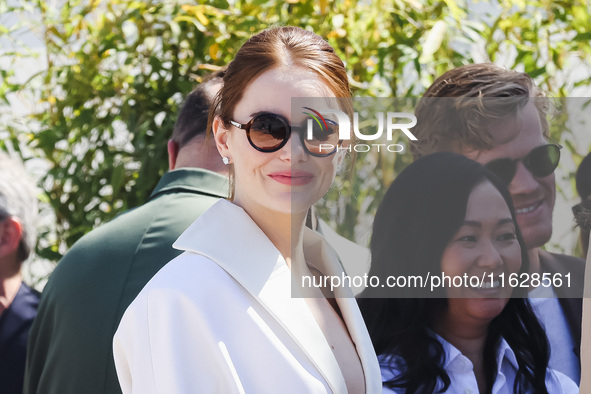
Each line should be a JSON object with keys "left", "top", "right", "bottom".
{"left": 222, "top": 157, "right": 230, "bottom": 165}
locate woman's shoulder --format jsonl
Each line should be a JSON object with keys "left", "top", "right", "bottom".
{"left": 122, "top": 252, "right": 242, "bottom": 319}
{"left": 143, "top": 251, "right": 238, "bottom": 295}
{"left": 119, "top": 251, "right": 252, "bottom": 337}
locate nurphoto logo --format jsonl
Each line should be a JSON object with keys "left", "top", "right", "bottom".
{"left": 303, "top": 107, "right": 418, "bottom": 153}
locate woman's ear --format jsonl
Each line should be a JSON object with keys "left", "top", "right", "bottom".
{"left": 212, "top": 116, "right": 231, "bottom": 161}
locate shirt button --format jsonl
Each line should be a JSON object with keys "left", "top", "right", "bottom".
{"left": 465, "top": 389, "right": 472, "bottom": 394}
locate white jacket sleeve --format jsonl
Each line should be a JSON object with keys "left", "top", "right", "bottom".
{"left": 113, "top": 288, "right": 157, "bottom": 394}
{"left": 113, "top": 276, "right": 245, "bottom": 394}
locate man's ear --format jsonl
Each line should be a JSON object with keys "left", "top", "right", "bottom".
{"left": 212, "top": 116, "right": 231, "bottom": 162}
{"left": 167, "top": 140, "right": 179, "bottom": 170}
{"left": 0, "top": 217, "right": 22, "bottom": 259}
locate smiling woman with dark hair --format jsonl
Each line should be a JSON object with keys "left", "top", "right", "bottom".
{"left": 358, "top": 152, "right": 577, "bottom": 393}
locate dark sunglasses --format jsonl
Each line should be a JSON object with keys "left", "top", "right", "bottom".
{"left": 229, "top": 112, "right": 342, "bottom": 157}
{"left": 485, "top": 143, "right": 562, "bottom": 185}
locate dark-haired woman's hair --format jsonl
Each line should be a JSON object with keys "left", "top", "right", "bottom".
{"left": 358, "top": 152, "right": 550, "bottom": 394}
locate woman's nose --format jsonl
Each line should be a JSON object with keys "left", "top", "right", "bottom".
{"left": 279, "top": 131, "right": 308, "bottom": 162}
{"left": 476, "top": 240, "right": 504, "bottom": 269}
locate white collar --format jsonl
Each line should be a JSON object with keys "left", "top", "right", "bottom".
{"left": 438, "top": 334, "right": 519, "bottom": 377}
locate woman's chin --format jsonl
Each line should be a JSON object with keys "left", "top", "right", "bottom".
{"left": 446, "top": 296, "right": 509, "bottom": 325}
{"left": 262, "top": 200, "right": 315, "bottom": 217}
{"left": 466, "top": 297, "right": 508, "bottom": 321}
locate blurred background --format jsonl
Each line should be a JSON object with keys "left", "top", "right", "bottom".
{"left": 1, "top": 0, "right": 590, "bottom": 289}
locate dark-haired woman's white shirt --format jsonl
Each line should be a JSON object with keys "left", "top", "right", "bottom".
{"left": 380, "top": 335, "right": 578, "bottom": 393}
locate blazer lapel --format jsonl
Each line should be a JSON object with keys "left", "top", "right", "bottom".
{"left": 302, "top": 229, "right": 382, "bottom": 394}
{"left": 258, "top": 266, "right": 348, "bottom": 393}
{"left": 174, "top": 200, "right": 347, "bottom": 393}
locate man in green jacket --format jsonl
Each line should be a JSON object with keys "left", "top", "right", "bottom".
{"left": 24, "top": 71, "right": 228, "bottom": 394}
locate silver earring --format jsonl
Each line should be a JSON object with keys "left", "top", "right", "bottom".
{"left": 222, "top": 157, "right": 230, "bottom": 165}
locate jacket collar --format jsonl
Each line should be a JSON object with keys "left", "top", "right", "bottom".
{"left": 300, "top": 228, "right": 381, "bottom": 393}
{"left": 174, "top": 199, "right": 380, "bottom": 393}
{"left": 150, "top": 168, "right": 228, "bottom": 200}
{"left": 440, "top": 334, "right": 519, "bottom": 379}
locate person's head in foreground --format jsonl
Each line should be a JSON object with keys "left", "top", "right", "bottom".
{"left": 210, "top": 26, "right": 349, "bottom": 232}
{"left": 358, "top": 152, "right": 577, "bottom": 393}
{"left": 411, "top": 63, "right": 558, "bottom": 252}
{"left": 0, "top": 151, "right": 37, "bottom": 276}
{"left": 0, "top": 152, "right": 39, "bottom": 394}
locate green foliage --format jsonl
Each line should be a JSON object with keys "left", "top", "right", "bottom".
{"left": 1, "top": 0, "right": 590, "bottom": 268}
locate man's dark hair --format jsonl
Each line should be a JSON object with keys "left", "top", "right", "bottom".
{"left": 171, "top": 69, "right": 225, "bottom": 147}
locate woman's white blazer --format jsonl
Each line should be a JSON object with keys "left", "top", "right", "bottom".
{"left": 113, "top": 199, "right": 381, "bottom": 394}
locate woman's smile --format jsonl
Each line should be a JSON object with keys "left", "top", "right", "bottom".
{"left": 268, "top": 170, "right": 314, "bottom": 185}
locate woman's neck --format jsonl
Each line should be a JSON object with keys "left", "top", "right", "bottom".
{"left": 233, "top": 198, "right": 307, "bottom": 268}
{"left": 437, "top": 322, "right": 487, "bottom": 361}
{"left": 434, "top": 314, "right": 489, "bottom": 392}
